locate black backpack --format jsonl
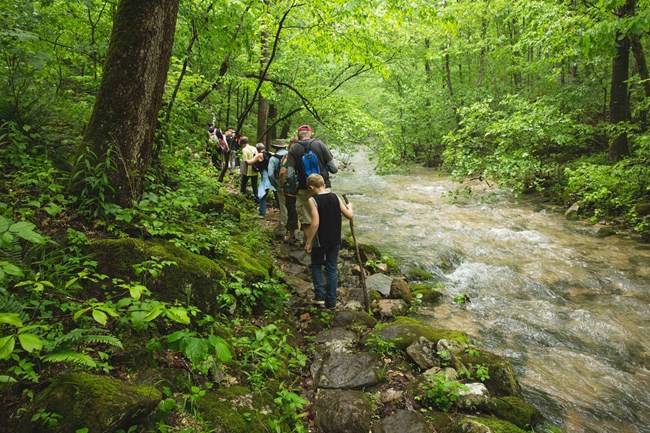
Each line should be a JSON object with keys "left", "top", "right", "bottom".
{"left": 252, "top": 150, "right": 273, "bottom": 172}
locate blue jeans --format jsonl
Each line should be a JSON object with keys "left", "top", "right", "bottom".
{"left": 311, "top": 243, "right": 340, "bottom": 308}
{"left": 259, "top": 191, "right": 268, "bottom": 216}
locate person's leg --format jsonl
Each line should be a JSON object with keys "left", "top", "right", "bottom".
{"left": 240, "top": 174, "right": 247, "bottom": 195}
{"left": 324, "top": 243, "right": 340, "bottom": 308}
{"left": 285, "top": 194, "right": 298, "bottom": 240}
{"left": 259, "top": 191, "right": 267, "bottom": 216}
{"left": 310, "top": 247, "right": 326, "bottom": 302}
{"left": 296, "top": 188, "right": 314, "bottom": 240}
{"left": 251, "top": 175, "right": 259, "bottom": 203}
{"left": 277, "top": 188, "right": 287, "bottom": 226}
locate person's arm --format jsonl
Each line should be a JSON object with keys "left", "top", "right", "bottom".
{"left": 339, "top": 197, "right": 353, "bottom": 220}
{"left": 246, "top": 152, "right": 262, "bottom": 165}
{"left": 279, "top": 166, "right": 287, "bottom": 185}
{"left": 320, "top": 142, "right": 338, "bottom": 173}
{"left": 305, "top": 198, "right": 320, "bottom": 253}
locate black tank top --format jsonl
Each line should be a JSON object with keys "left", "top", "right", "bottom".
{"left": 311, "top": 192, "right": 342, "bottom": 248}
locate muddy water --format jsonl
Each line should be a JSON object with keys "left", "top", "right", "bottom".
{"left": 334, "top": 151, "right": 650, "bottom": 433}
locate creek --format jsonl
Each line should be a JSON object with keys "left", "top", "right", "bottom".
{"left": 334, "top": 150, "right": 650, "bottom": 433}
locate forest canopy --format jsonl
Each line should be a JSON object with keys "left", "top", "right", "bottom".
{"left": 0, "top": 0, "right": 649, "bottom": 236}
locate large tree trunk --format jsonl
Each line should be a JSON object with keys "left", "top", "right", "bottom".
{"left": 81, "top": 0, "right": 179, "bottom": 207}
{"left": 609, "top": 0, "right": 635, "bottom": 161}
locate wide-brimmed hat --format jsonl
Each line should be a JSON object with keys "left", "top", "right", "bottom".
{"left": 272, "top": 139, "right": 287, "bottom": 148}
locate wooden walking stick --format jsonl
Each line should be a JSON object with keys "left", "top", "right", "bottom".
{"left": 342, "top": 194, "right": 370, "bottom": 313}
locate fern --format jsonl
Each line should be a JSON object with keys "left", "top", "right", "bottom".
{"left": 45, "top": 327, "right": 123, "bottom": 352}
{"left": 0, "top": 293, "right": 28, "bottom": 323}
{"left": 41, "top": 351, "right": 97, "bottom": 368}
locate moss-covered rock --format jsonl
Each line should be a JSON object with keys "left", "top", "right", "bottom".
{"left": 450, "top": 347, "right": 522, "bottom": 398}
{"left": 214, "top": 242, "right": 273, "bottom": 281}
{"left": 88, "top": 238, "right": 227, "bottom": 315}
{"left": 458, "top": 415, "right": 529, "bottom": 433}
{"left": 490, "top": 396, "right": 542, "bottom": 429}
{"left": 16, "top": 373, "right": 161, "bottom": 433}
{"left": 406, "top": 266, "right": 434, "bottom": 281}
{"left": 369, "top": 317, "right": 470, "bottom": 350}
{"left": 410, "top": 282, "right": 444, "bottom": 304}
{"left": 390, "top": 277, "right": 413, "bottom": 304}
{"left": 196, "top": 386, "right": 276, "bottom": 433}
{"left": 425, "top": 412, "right": 462, "bottom": 433}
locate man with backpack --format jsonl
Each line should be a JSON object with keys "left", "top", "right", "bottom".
{"left": 286, "top": 124, "right": 337, "bottom": 242}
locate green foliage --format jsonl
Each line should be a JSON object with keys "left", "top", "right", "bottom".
{"left": 364, "top": 334, "right": 401, "bottom": 357}
{"left": 565, "top": 157, "right": 650, "bottom": 235}
{"left": 269, "top": 387, "right": 308, "bottom": 433}
{"left": 417, "top": 372, "right": 468, "bottom": 412}
{"left": 218, "top": 274, "right": 289, "bottom": 316}
{"left": 234, "top": 323, "right": 307, "bottom": 390}
{"left": 154, "top": 329, "right": 232, "bottom": 375}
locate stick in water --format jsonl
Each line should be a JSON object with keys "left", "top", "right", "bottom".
{"left": 342, "top": 194, "right": 370, "bottom": 313}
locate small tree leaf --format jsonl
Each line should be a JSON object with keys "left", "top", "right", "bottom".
{"left": 0, "top": 335, "right": 16, "bottom": 360}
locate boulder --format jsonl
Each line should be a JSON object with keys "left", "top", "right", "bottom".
{"left": 314, "top": 327, "right": 358, "bottom": 353}
{"left": 196, "top": 386, "right": 275, "bottom": 433}
{"left": 17, "top": 373, "right": 160, "bottom": 433}
{"left": 371, "top": 299, "right": 408, "bottom": 318}
{"left": 330, "top": 310, "right": 378, "bottom": 330}
{"left": 368, "top": 317, "right": 470, "bottom": 350}
{"left": 490, "top": 396, "right": 542, "bottom": 429}
{"left": 389, "top": 277, "right": 413, "bottom": 304}
{"left": 410, "top": 282, "right": 444, "bottom": 304}
{"left": 88, "top": 238, "right": 227, "bottom": 314}
{"left": 442, "top": 343, "right": 522, "bottom": 398}
{"left": 366, "top": 273, "right": 393, "bottom": 297}
{"left": 458, "top": 416, "right": 530, "bottom": 433}
{"left": 564, "top": 201, "right": 580, "bottom": 220}
{"left": 313, "top": 389, "right": 372, "bottom": 433}
{"left": 316, "top": 351, "right": 384, "bottom": 389}
{"left": 373, "top": 409, "right": 432, "bottom": 433}
{"left": 456, "top": 383, "right": 490, "bottom": 410}
{"left": 406, "top": 336, "right": 439, "bottom": 370}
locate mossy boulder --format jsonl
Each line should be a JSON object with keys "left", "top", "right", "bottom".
{"left": 406, "top": 265, "right": 434, "bottom": 281}
{"left": 489, "top": 396, "right": 542, "bottom": 429}
{"left": 17, "top": 373, "right": 161, "bottom": 433}
{"left": 88, "top": 238, "right": 227, "bottom": 315}
{"left": 410, "top": 283, "right": 444, "bottom": 304}
{"left": 458, "top": 415, "right": 529, "bottom": 433}
{"left": 214, "top": 242, "right": 273, "bottom": 281}
{"left": 449, "top": 347, "right": 521, "bottom": 398}
{"left": 195, "top": 386, "right": 276, "bottom": 433}
{"left": 368, "top": 317, "right": 470, "bottom": 350}
{"left": 390, "top": 277, "right": 413, "bottom": 304}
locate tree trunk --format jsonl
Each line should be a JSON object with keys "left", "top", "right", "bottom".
{"left": 630, "top": 34, "right": 650, "bottom": 130}
{"left": 81, "top": 0, "right": 179, "bottom": 207}
{"left": 609, "top": 0, "right": 635, "bottom": 161}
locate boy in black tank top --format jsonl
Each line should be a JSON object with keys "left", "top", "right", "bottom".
{"left": 304, "top": 174, "right": 354, "bottom": 309}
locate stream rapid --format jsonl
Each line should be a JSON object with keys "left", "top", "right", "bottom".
{"left": 333, "top": 150, "right": 650, "bottom": 433}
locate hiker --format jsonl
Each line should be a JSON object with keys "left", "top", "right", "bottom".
{"left": 279, "top": 136, "right": 299, "bottom": 243}
{"left": 268, "top": 139, "right": 289, "bottom": 228}
{"left": 286, "top": 125, "right": 338, "bottom": 243}
{"left": 304, "top": 173, "right": 353, "bottom": 309}
{"left": 249, "top": 143, "right": 275, "bottom": 218}
{"left": 239, "top": 136, "right": 258, "bottom": 201}
{"left": 225, "top": 126, "right": 237, "bottom": 170}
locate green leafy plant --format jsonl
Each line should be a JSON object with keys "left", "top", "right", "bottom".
{"left": 417, "top": 372, "right": 468, "bottom": 412}
{"left": 364, "top": 334, "right": 401, "bottom": 357}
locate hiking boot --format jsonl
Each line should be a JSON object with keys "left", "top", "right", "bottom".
{"left": 310, "top": 298, "right": 325, "bottom": 306}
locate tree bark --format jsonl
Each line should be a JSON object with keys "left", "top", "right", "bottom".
{"left": 81, "top": 0, "right": 179, "bottom": 207}
{"left": 630, "top": 34, "right": 650, "bottom": 130}
{"left": 609, "top": 0, "right": 635, "bottom": 161}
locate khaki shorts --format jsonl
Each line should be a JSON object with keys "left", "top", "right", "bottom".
{"left": 296, "top": 188, "right": 314, "bottom": 229}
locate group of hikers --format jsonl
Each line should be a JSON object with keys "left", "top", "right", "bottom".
{"left": 206, "top": 123, "right": 354, "bottom": 310}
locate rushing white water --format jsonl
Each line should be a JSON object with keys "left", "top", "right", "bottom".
{"left": 333, "top": 150, "right": 650, "bottom": 433}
